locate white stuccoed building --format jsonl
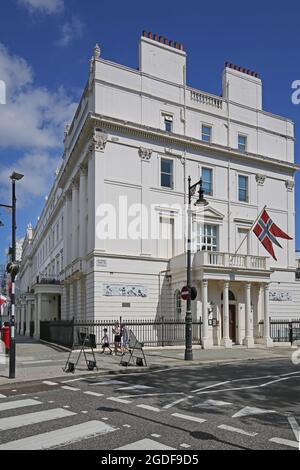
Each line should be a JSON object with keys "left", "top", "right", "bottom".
{"left": 17, "top": 32, "right": 299, "bottom": 348}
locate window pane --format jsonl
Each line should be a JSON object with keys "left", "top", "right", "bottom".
{"left": 202, "top": 126, "right": 211, "bottom": 142}
{"left": 238, "top": 175, "right": 248, "bottom": 202}
{"left": 165, "top": 120, "right": 172, "bottom": 132}
{"left": 202, "top": 168, "right": 213, "bottom": 195}
{"left": 161, "top": 173, "right": 171, "bottom": 188}
{"left": 161, "top": 159, "right": 171, "bottom": 174}
{"left": 238, "top": 135, "right": 247, "bottom": 151}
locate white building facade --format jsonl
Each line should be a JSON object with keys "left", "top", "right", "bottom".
{"left": 17, "top": 32, "right": 299, "bottom": 348}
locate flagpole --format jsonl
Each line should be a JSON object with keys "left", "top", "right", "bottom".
{"left": 235, "top": 205, "right": 267, "bottom": 255}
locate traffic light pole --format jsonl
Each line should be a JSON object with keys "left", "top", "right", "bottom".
{"left": 9, "top": 179, "right": 16, "bottom": 379}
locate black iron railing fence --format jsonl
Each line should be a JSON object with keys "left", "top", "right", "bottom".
{"left": 269, "top": 319, "right": 300, "bottom": 343}
{"left": 39, "top": 318, "right": 203, "bottom": 349}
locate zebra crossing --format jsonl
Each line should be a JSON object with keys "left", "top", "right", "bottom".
{"left": 0, "top": 395, "right": 175, "bottom": 450}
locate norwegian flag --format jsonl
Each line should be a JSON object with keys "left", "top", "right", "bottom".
{"left": 253, "top": 209, "right": 293, "bottom": 261}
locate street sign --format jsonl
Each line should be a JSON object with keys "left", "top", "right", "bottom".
{"left": 181, "top": 286, "right": 189, "bottom": 301}
{"left": 181, "top": 286, "right": 198, "bottom": 301}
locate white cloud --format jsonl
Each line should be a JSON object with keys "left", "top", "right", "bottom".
{"left": 56, "top": 16, "right": 85, "bottom": 47}
{"left": 0, "top": 152, "right": 61, "bottom": 208}
{"left": 0, "top": 43, "right": 77, "bottom": 149}
{"left": 0, "top": 43, "right": 77, "bottom": 207}
{"left": 18, "top": 0, "right": 64, "bottom": 15}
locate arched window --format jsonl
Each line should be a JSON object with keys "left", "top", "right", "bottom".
{"left": 174, "top": 290, "right": 182, "bottom": 319}
{"left": 221, "top": 290, "right": 236, "bottom": 302}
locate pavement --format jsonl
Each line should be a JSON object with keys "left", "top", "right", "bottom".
{"left": 0, "top": 357, "right": 299, "bottom": 450}
{"left": 0, "top": 336, "right": 299, "bottom": 386}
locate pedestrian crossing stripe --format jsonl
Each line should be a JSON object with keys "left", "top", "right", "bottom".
{"left": 0, "top": 420, "right": 118, "bottom": 450}
{"left": 0, "top": 394, "right": 6, "bottom": 399}
{"left": 0, "top": 408, "right": 75, "bottom": 431}
{"left": 0, "top": 399, "right": 42, "bottom": 412}
{"left": 117, "top": 439, "right": 176, "bottom": 450}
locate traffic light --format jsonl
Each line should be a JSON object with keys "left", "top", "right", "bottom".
{"left": 6, "top": 262, "right": 20, "bottom": 277}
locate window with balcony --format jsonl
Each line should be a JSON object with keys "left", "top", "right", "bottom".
{"left": 202, "top": 125, "right": 212, "bottom": 143}
{"left": 161, "top": 158, "right": 174, "bottom": 189}
{"left": 238, "top": 175, "right": 249, "bottom": 202}
{"left": 196, "top": 224, "right": 218, "bottom": 252}
{"left": 202, "top": 167, "right": 213, "bottom": 196}
{"left": 238, "top": 134, "right": 247, "bottom": 152}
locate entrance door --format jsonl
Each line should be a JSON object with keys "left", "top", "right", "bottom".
{"left": 229, "top": 305, "right": 236, "bottom": 343}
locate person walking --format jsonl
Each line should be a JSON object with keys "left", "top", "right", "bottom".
{"left": 112, "top": 321, "right": 121, "bottom": 355}
{"left": 101, "top": 328, "right": 112, "bottom": 354}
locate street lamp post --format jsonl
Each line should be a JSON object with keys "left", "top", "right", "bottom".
{"left": 185, "top": 177, "right": 208, "bottom": 361}
{"left": 0, "top": 171, "right": 24, "bottom": 379}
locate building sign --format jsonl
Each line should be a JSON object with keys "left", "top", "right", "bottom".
{"left": 269, "top": 291, "right": 292, "bottom": 302}
{"left": 103, "top": 284, "right": 148, "bottom": 297}
{"left": 96, "top": 259, "right": 107, "bottom": 267}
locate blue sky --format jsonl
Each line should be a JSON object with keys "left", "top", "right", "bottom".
{"left": 0, "top": 0, "right": 299, "bottom": 264}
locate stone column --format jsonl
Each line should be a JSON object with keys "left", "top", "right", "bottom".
{"left": 263, "top": 284, "right": 273, "bottom": 347}
{"left": 35, "top": 293, "right": 42, "bottom": 339}
{"left": 88, "top": 153, "right": 96, "bottom": 254}
{"left": 63, "top": 191, "right": 72, "bottom": 268}
{"left": 221, "top": 282, "right": 232, "bottom": 348}
{"left": 244, "top": 283, "right": 254, "bottom": 348}
{"left": 26, "top": 302, "right": 31, "bottom": 337}
{"left": 72, "top": 180, "right": 79, "bottom": 262}
{"left": 201, "top": 280, "right": 212, "bottom": 349}
{"left": 79, "top": 165, "right": 88, "bottom": 259}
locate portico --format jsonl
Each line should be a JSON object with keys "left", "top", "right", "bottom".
{"left": 170, "top": 251, "right": 273, "bottom": 349}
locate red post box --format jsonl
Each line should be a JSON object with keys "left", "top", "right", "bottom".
{"left": 1, "top": 326, "right": 10, "bottom": 354}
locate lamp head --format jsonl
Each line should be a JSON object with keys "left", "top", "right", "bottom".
{"left": 194, "top": 179, "right": 209, "bottom": 207}
{"left": 10, "top": 172, "right": 24, "bottom": 181}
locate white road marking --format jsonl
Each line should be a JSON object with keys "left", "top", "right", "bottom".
{"left": 0, "top": 394, "right": 6, "bottom": 398}
{"left": 90, "top": 380, "right": 128, "bottom": 386}
{"left": 61, "top": 386, "right": 81, "bottom": 392}
{"left": 0, "top": 408, "right": 75, "bottom": 431}
{"left": 81, "top": 411, "right": 88, "bottom": 414}
{"left": 84, "top": 391, "right": 104, "bottom": 397}
{"left": 281, "top": 371, "right": 300, "bottom": 377}
{"left": 117, "top": 385, "right": 154, "bottom": 391}
{"left": 194, "top": 376, "right": 300, "bottom": 395}
{"left": 63, "top": 405, "right": 70, "bottom": 408}
{"left": 269, "top": 437, "right": 299, "bottom": 449}
{"left": 218, "top": 425, "right": 257, "bottom": 437}
{"left": 163, "top": 397, "right": 192, "bottom": 409}
{"left": 288, "top": 417, "right": 299, "bottom": 442}
{"left": 42, "top": 381, "right": 58, "bottom": 386}
{"left": 0, "top": 420, "right": 118, "bottom": 450}
{"left": 151, "top": 434, "right": 161, "bottom": 438}
{"left": 48, "top": 401, "right": 55, "bottom": 404}
{"left": 107, "top": 397, "right": 132, "bottom": 404}
{"left": 0, "top": 399, "right": 42, "bottom": 412}
{"left": 117, "top": 439, "right": 176, "bottom": 450}
{"left": 192, "top": 381, "right": 230, "bottom": 393}
{"left": 180, "top": 443, "right": 191, "bottom": 449}
{"left": 137, "top": 404, "right": 160, "bottom": 412}
{"left": 172, "top": 413, "right": 206, "bottom": 424}
{"left": 120, "top": 393, "right": 184, "bottom": 399}
{"left": 123, "top": 424, "right": 131, "bottom": 428}
{"left": 232, "top": 407, "right": 276, "bottom": 418}
{"left": 194, "top": 400, "right": 232, "bottom": 408}
{"left": 61, "top": 378, "right": 83, "bottom": 384}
